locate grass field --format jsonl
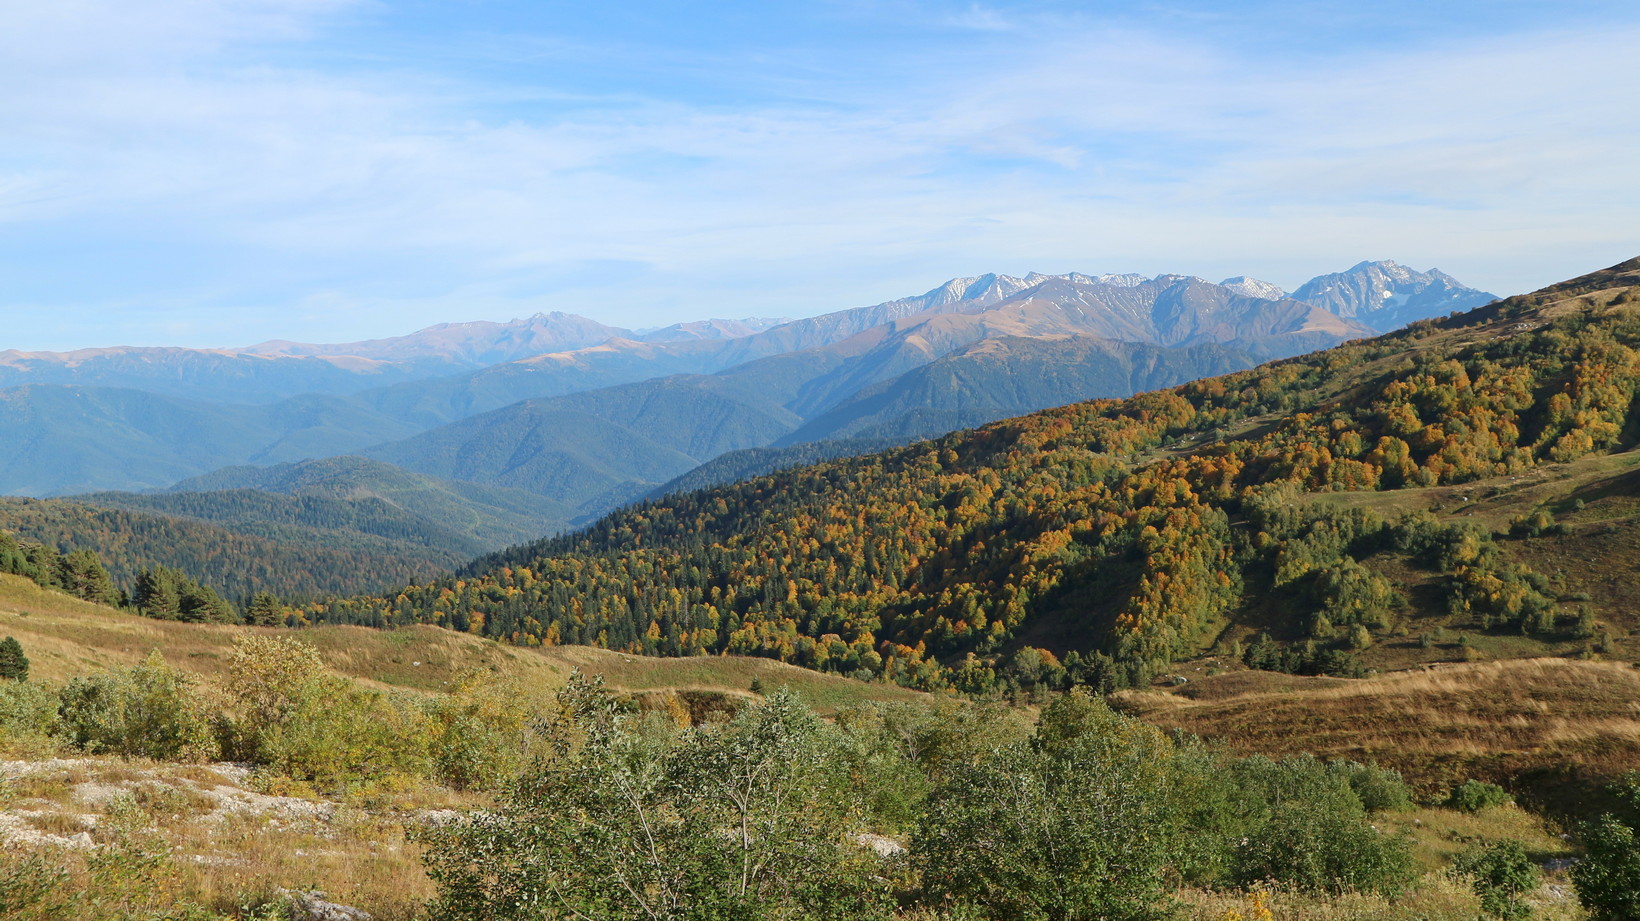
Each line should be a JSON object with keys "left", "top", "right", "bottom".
{"left": 0, "top": 573, "right": 925, "bottom": 714}
{"left": 1117, "top": 657, "right": 1640, "bottom": 814}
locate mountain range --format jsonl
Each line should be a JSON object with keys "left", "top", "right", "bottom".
{"left": 311, "top": 255, "right": 1637, "bottom": 693}
{"left": 1, "top": 260, "right": 1498, "bottom": 571}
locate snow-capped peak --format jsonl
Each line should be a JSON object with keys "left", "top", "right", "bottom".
{"left": 1219, "top": 276, "right": 1288, "bottom": 300}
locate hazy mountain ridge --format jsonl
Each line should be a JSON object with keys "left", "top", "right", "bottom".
{"left": 353, "top": 274, "right": 1366, "bottom": 523}
{"left": 0, "top": 261, "right": 1493, "bottom": 511}
{"left": 239, "top": 311, "right": 630, "bottom": 366}
{"left": 0, "top": 385, "right": 418, "bottom": 496}
{"left": 0, "top": 346, "right": 446, "bottom": 404}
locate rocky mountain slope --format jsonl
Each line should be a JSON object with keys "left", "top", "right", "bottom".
{"left": 1289, "top": 260, "right": 1497, "bottom": 332}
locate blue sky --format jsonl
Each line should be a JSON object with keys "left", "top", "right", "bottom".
{"left": 3, "top": 0, "right": 1638, "bottom": 350}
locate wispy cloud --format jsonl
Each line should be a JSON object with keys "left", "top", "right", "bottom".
{"left": 1, "top": 1, "right": 1637, "bottom": 348}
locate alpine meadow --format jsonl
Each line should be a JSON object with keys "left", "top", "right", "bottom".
{"left": 3, "top": 2, "right": 1640, "bottom": 920}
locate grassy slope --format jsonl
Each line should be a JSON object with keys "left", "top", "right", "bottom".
{"left": 1117, "top": 657, "right": 1640, "bottom": 814}
{"left": 1184, "top": 446, "right": 1640, "bottom": 671}
{"left": 0, "top": 574, "right": 923, "bottom": 713}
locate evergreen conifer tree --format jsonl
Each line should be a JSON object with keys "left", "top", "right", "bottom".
{"left": 0, "top": 636, "right": 29, "bottom": 681}
{"left": 247, "top": 592, "right": 283, "bottom": 627}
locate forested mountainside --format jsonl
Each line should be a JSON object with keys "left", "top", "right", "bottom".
{"left": 0, "top": 495, "right": 457, "bottom": 599}
{"left": 778, "top": 335, "right": 1262, "bottom": 444}
{"left": 647, "top": 435, "right": 918, "bottom": 499}
{"left": 147, "top": 455, "right": 567, "bottom": 550}
{"left": 0, "top": 386, "right": 420, "bottom": 496}
{"left": 311, "top": 257, "right": 1640, "bottom": 690}
{"left": 359, "top": 279, "right": 1359, "bottom": 524}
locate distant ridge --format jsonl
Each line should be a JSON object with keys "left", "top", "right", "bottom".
{"left": 240, "top": 311, "right": 630, "bottom": 366}
{"left": 1289, "top": 260, "right": 1497, "bottom": 332}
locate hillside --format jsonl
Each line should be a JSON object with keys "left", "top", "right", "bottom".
{"left": 145, "top": 455, "right": 568, "bottom": 550}
{"left": 313, "top": 256, "right": 1640, "bottom": 695}
{"left": 1115, "top": 658, "right": 1640, "bottom": 812}
{"left": 361, "top": 276, "right": 1369, "bottom": 521}
{"left": 0, "top": 386, "right": 417, "bottom": 496}
{"left": 0, "top": 497, "right": 459, "bottom": 599}
{"left": 0, "top": 572, "right": 923, "bottom": 713}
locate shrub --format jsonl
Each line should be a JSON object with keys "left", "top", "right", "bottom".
{"left": 424, "top": 669, "right": 539, "bottom": 791}
{"left": 1326, "top": 760, "right": 1414, "bottom": 813}
{"left": 0, "top": 678, "right": 59, "bottom": 755}
{"left": 220, "top": 635, "right": 431, "bottom": 790}
{"left": 1572, "top": 815, "right": 1640, "bottom": 921}
{"left": 1454, "top": 839, "right": 1539, "bottom": 920}
{"left": 1448, "top": 780, "right": 1513, "bottom": 812}
{"left": 915, "top": 692, "right": 1184, "bottom": 921}
{"left": 1228, "top": 755, "right": 1416, "bottom": 896}
{"left": 57, "top": 652, "right": 218, "bottom": 761}
{"left": 422, "top": 674, "right": 892, "bottom": 921}
{"left": 1572, "top": 773, "right": 1640, "bottom": 921}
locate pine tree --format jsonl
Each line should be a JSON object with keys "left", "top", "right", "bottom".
{"left": 247, "top": 592, "right": 283, "bottom": 627}
{"left": 0, "top": 636, "right": 29, "bottom": 681}
{"left": 57, "top": 549, "right": 119, "bottom": 606}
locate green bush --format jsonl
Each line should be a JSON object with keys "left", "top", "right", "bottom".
{"left": 424, "top": 670, "right": 540, "bottom": 792}
{"left": 219, "top": 635, "right": 431, "bottom": 791}
{"left": 1454, "top": 840, "right": 1539, "bottom": 920}
{"left": 1573, "top": 817, "right": 1640, "bottom": 921}
{"left": 1448, "top": 779, "right": 1513, "bottom": 812}
{"left": 56, "top": 652, "right": 218, "bottom": 761}
{"left": 1327, "top": 759, "right": 1414, "bottom": 812}
{"left": 1572, "top": 773, "right": 1640, "bottom": 921}
{"left": 914, "top": 692, "right": 1182, "bottom": 921}
{"left": 422, "top": 674, "right": 893, "bottom": 921}
{"left": 0, "top": 678, "right": 59, "bottom": 755}
{"left": 1228, "top": 755, "right": 1415, "bottom": 896}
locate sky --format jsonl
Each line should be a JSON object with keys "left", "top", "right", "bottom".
{"left": 2, "top": 0, "right": 1638, "bottom": 350}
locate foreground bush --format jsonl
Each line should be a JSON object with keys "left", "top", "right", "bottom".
{"left": 1227, "top": 755, "right": 1416, "bottom": 896}
{"left": 421, "top": 674, "right": 894, "bottom": 921}
{"left": 0, "top": 677, "right": 59, "bottom": 754}
{"left": 1454, "top": 840, "right": 1538, "bottom": 920}
{"left": 56, "top": 652, "right": 218, "bottom": 761}
{"left": 219, "top": 635, "right": 433, "bottom": 791}
{"left": 1573, "top": 773, "right": 1640, "bottom": 921}
{"left": 914, "top": 693, "right": 1180, "bottom": 921}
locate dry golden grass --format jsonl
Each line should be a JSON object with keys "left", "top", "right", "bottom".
{"left": 0, "top": 756, "right": 445, "bottom": 920}
{"left": 1179, "top": 871, "right": 1582, "bottom": 921}
{"left": 0, "top": 573, "right": 924, "bottom": 713}
{"left": 1119, "top": 658, "right": 1640, "bottom": 804}
{"left": 171, "top": 808, "right": 434, "bottom": 920}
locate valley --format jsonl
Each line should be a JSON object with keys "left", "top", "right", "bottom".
{"left": 1, "top": 256, "right": 1632, "bottom": 921}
